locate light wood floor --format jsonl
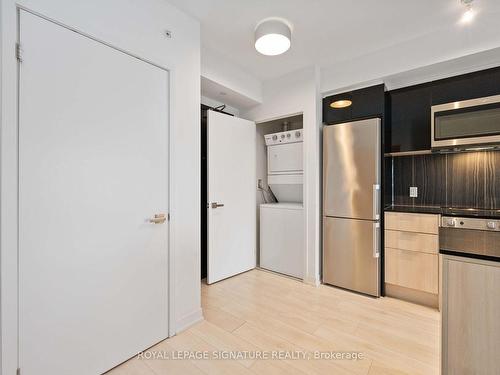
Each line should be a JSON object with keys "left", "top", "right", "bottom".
{"left": 108, "top": 269, "right": 440, "bottom": 375}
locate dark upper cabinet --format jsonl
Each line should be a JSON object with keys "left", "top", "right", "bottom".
{"left": 323, "top": 84, "right": 385, "bottom": 125}
{"left": 387, "top": 67, "right": 500, "bottom": 153}
{"left": 388, "top": 85, "right": 432, "bottom": 152}
{"left": 431, "top": 67, "right": 500, "bottom": 105}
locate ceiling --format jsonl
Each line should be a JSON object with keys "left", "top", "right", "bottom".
{"left": 168, "top": 0, "right": 500, "bottom": 82}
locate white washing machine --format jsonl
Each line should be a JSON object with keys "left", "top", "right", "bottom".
{"left": 260, "top": 129, "right": 304, "bottom": 278}
{"left": 260, "top": 203, "right": 304, "bottom": 279}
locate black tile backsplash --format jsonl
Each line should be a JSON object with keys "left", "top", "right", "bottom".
{"left": 393, "top": 156, "right": 413, "bottom": 206}
{"left": 390, "top": 151, "right": 500, "bottom": 209}
{"left": 414, "top": 154, "right": 447, "bottom": 207}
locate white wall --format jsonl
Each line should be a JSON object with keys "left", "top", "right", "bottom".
{"left": 0, "top": 1, "right": 201, "bottom": 373}
{"left": 243, "top": 67, "right": 322, "bottom": 286}
{"left": 202, "top": 46, "right": 263, "bottom": 104}
{"left": 321, "top": 21, "right": 500, "bottom": 94}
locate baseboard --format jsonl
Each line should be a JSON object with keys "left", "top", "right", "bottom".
{"left": 385, "top": 283, "right": 439, "bottom": 310}
{"left": 304, "top": 274, "right": 320, "bottom": 287}
{"left": 175, "top": 308, "right": 204, "bottom": 334}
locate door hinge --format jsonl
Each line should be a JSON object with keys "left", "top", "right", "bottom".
{"left": 16, "top": 43, "right": 23, "bottom": 62}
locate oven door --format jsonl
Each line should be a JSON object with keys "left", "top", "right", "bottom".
{"left": 431, "top": 94, "right": 500, "bottom": 149}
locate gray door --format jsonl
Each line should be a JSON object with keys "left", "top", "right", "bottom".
{"left": 323, "top": 119, "right": 380, "bottom": 220}
{"left": 323, "top": 217, "right": 380, "bottom": 296}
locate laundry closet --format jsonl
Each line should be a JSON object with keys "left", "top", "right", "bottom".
{"left": 256, "top": 114, "right": 304, "bottom": 279}
{"left": 201, "top": 107, "right": 304, "bottom": 283}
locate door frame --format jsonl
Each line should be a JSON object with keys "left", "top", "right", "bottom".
{"left": 1, "top": 6, "right": 176, "bottom": 372}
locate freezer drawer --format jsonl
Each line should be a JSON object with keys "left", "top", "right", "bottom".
{"left": 323, "top": 217, "right": 380, "bottom": 296}
{"left": 323, "top": 118, "right": 380, "bottom": 220}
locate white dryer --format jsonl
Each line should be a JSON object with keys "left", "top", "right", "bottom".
{"left": 265, "top": 129, "right": 303, "bottom": 203}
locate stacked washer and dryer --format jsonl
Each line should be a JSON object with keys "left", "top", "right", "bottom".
{"left": 260, "top": 129, "right": 304, "bottom": 279}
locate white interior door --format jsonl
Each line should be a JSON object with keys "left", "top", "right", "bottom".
{"left": 207, "top": 110, "right": 256, "bottom": 284}
{"left": 19, "top": 11, "right": 169, "bottom": 375}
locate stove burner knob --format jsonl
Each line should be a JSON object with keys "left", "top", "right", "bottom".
{"left": 272, "top": 135, "right": 278, "bottom": 141}
{"left": 295, "top": 131, "right": 301, "bottom": 138}
{"left": 487, "top": 221, "right": 497, "bottom": 229}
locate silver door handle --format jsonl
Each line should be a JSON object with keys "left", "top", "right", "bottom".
{"left": 210, "top": 202, "right": 224, "bottom": 209}
{"left": 373, "top": 184, "right": 380, "bottom": 220}
{"left": 373, "top": 222, "right": 380, "bottom": 258}
{"left": 149, "top": 213, "right": 167, "bottom": 224}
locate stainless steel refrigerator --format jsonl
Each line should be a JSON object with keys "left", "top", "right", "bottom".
{"left": 323, "top": 118, "right": 381, "bottom": 297}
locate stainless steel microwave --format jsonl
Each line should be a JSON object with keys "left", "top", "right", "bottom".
{"left": 431, "top": 94, "right": 500, "bottom": 149}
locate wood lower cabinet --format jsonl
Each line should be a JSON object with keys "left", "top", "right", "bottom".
{"left": 442, "top": 255, "right": 500, "bottom": 374}
{"left": 384, "top": 212, "right": 440, "bottom": 308}
{"left": 385, "top": 248, "right": 438, "bottom": 294}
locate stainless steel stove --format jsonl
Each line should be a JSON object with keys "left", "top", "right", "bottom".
{"left": 440, "top": 215, "right": 500, "bottom": 261}
{"left": 441, "top": 207, "right": 500, "bottom": 219}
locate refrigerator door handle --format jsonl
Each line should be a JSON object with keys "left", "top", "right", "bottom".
{"left": 373, "top": 222, "right": 380, "bottom": 258}
{"left": 373, "top": 184, "right": 380, "bottom": 220}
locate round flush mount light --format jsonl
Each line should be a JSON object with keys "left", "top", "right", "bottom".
{"left": 255, "top": 18, "right": 292, "bottom": 56}
{"left": 330, "top": 100, "right": 353, "bottom": 109}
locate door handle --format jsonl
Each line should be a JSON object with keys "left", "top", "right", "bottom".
{"left": 373, "top": 184, "right": 380, "bottom": 220}
{"left": 149, "top": 213, "right": 167, "bottom": 224}
{"left": 210, "top": 202, "right": 224, "bottom": 209}
{"left": 373, "top": 222, "right": 380, "bottom": 258}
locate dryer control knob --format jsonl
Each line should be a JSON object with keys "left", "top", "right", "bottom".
{"left": 295, "top": 131, "right": 301, "bottom": 138}
{"left": 272, "top": 135, "right": 278, "bottom": 141}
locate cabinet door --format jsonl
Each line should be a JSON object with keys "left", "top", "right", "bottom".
{"left": 323, "top": 93, "right": 352, "bottom": 124}
{"left": 385, "top": 248, "right": 438, "bottom": 293}
{"left": 323, "top": 84, "right": 384, "bottom": 125}
{"left": 351, "top": 84, "right": 385, "bottom": 119}
{"left": 432, "top": 68, "right": 500, "bottom": 106}
{"left": 442, "top": 256, "right": 500, "bottom": 374}
{"left": 389, "top": 86, "right": 432, "bottom": 152}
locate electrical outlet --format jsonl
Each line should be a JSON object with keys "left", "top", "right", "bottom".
{"left": 409, "top": 186, "right": 418, "bottom": 198}
{"left": 257, "top": 179, "right": 263, "bottom": 189}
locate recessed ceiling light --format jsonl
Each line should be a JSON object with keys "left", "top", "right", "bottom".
{"left": 330, "top": 100, "right": 353, "bottom": 109}
{"left": 460, "top": 0, "right": 475, "bottom": 23}
{"left": 255, "top": 18, "right": 292, "bottom": 56}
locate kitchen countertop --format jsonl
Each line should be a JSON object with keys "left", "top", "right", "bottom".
{"left": 384, "top": 205, "right": 500, "bottom": 219}
{"left": 384, "top": 205, "right": 442, "bottom": 215}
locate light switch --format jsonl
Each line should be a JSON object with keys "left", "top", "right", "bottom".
{"left": 409, "top": 186, "right": 418, "bottom": 198}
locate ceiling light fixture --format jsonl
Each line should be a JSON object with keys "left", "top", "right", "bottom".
{"left": 255, "top": 18, "right": 292, "bottom": 56}
{"left": 460, "top": 0, "right": 475, "bottom": 23}
{"left": 330, "top": 100, "right": 353, "bottom": 109}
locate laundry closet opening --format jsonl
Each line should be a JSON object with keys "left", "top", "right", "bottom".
{"left": 201, "top": 107, "right": 305, "bottom": 282}
{"left": 256, "top": 115, "right": 304, "bottom": 278}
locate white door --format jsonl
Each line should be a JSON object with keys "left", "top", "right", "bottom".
{"left": 19, "top": 11, "right": 169, "bottom": 375}
{"left": 207, "top": 110, "right": 256, "bottom": 284}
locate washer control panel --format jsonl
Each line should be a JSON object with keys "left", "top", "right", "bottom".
{"left": 265, "top": 129, "right": 303, "bottom": 145}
